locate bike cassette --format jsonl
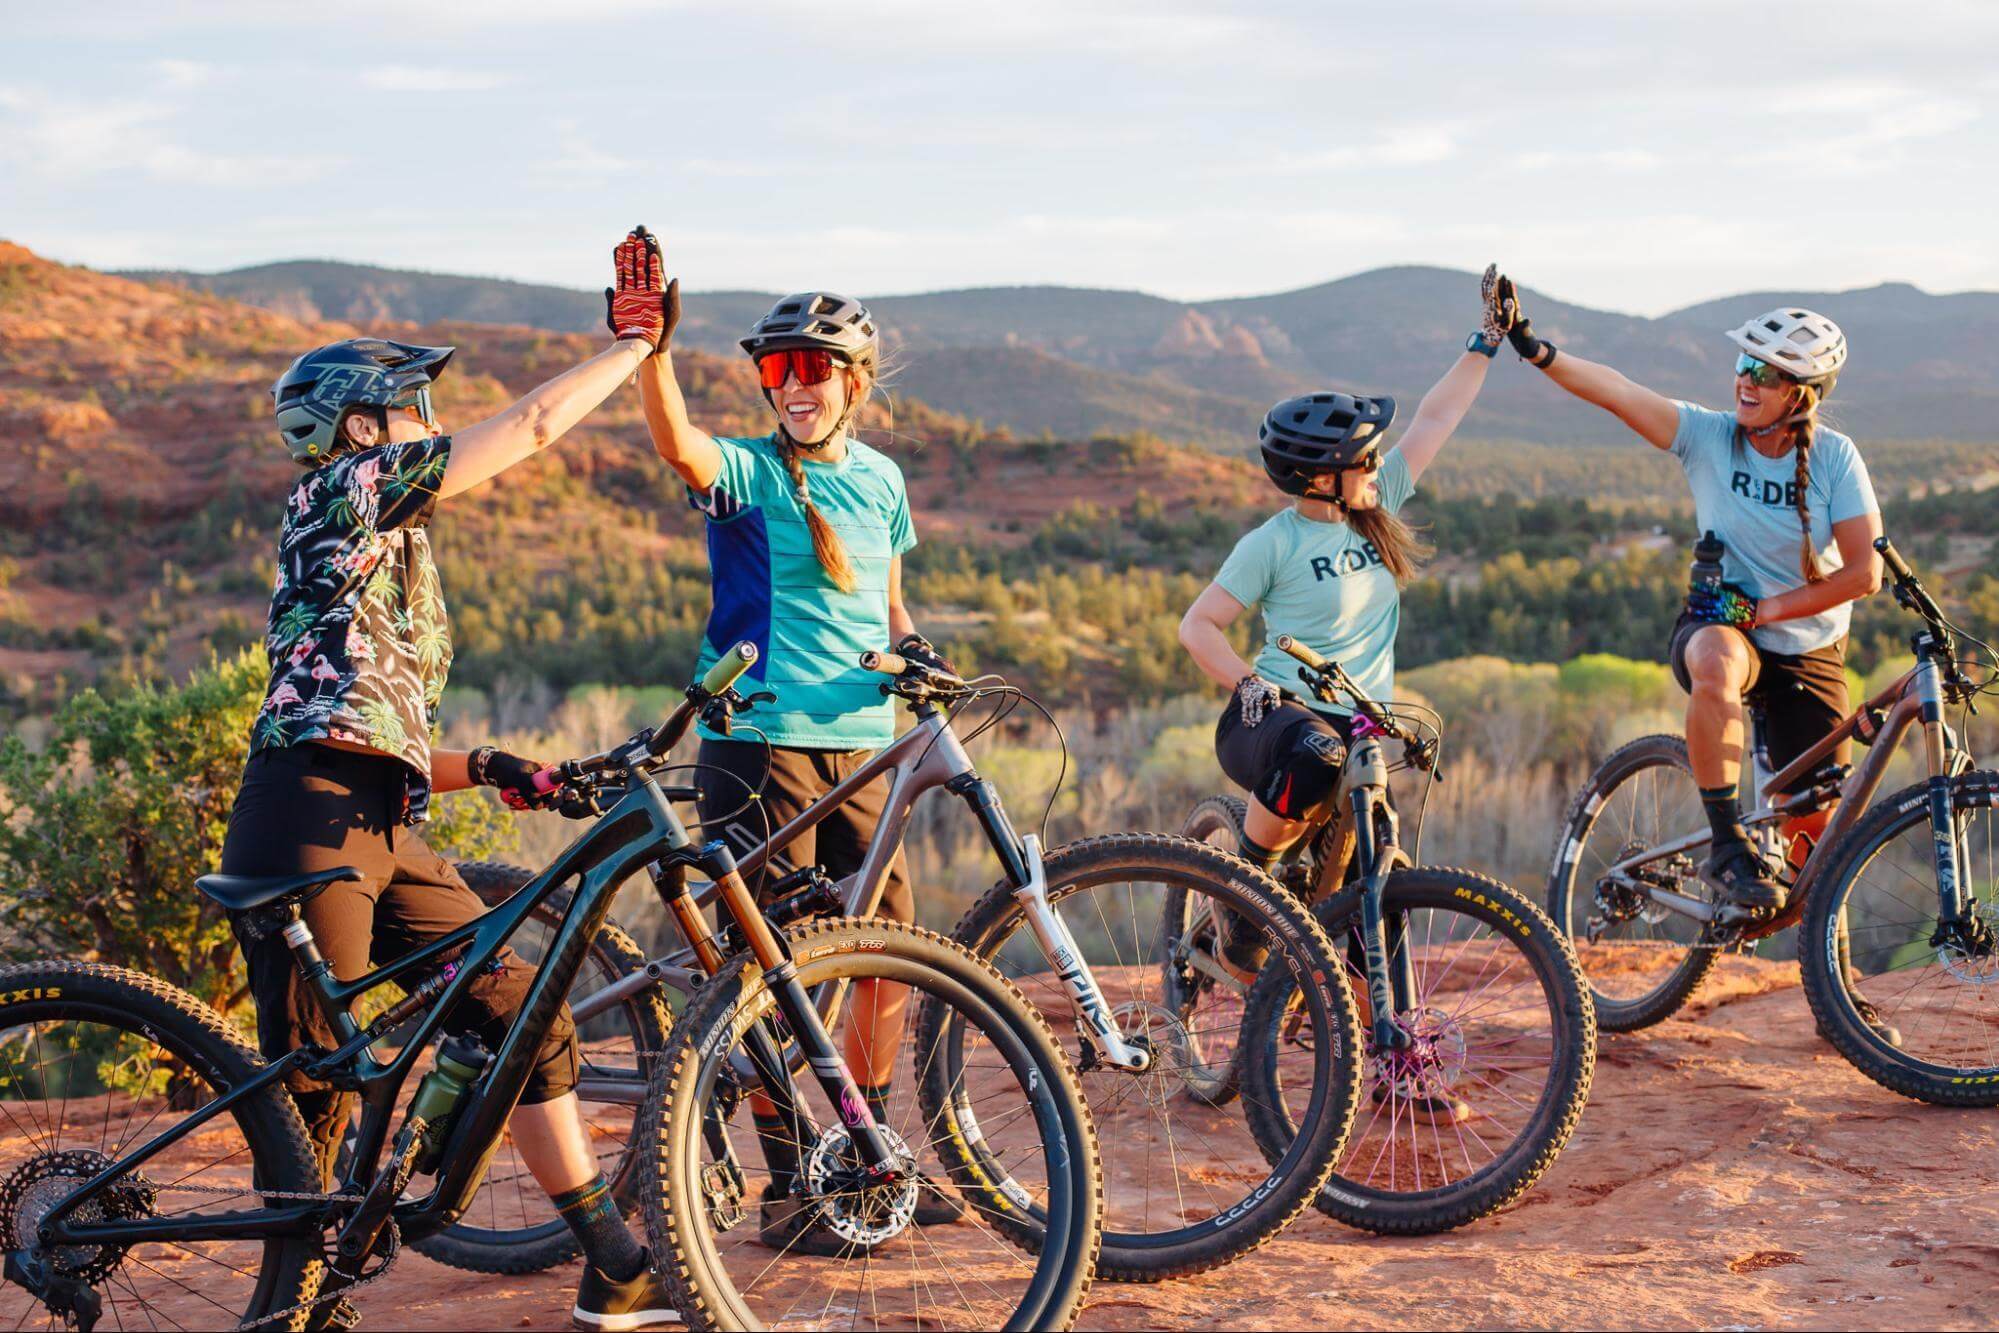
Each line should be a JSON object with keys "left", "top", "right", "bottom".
{"left": 801, "top": 1125, "right": 919, "bottom": 1248}
{"left": 0, "top": 1149, "right": 157, "bottom": 1288}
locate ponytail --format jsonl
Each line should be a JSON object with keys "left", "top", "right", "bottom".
{"left": 775, "top": 431, "right": 858, "bottom": 593}
{"left": 1349, "top": 505, "right": 1433, "bottom": 584}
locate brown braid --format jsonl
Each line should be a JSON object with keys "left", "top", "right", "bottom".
{"left": 1789, "top": 383, "right": 1826, "bottom": 584}
{"left": 770, "top": 367, "right": 871, "bottom": 593}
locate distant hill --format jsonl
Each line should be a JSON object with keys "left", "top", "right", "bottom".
{"left": 129, "top": 259, "right": 1999, "bottom": 448}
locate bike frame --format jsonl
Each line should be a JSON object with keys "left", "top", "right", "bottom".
{"left": 573, "top": 697, "right": 1152, "bottom": 1079}
{"left": 1590, "top": 644, "right": 1972, "bottom": 937}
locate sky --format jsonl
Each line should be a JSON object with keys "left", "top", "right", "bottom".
{"left": 4, "top": 0, "right": 1996, "bottom": 316}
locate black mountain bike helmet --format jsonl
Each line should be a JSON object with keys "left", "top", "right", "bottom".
{"left": 1258, "top": 391, "right": 1396, "bottom": 497}
{"left": 271, "top": 338, "right": 455, "bottom": 465}
{"left": 740, "top": 292, "right": 879, "bottom": 370}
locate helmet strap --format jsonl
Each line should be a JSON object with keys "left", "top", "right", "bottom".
{"left": 762, "top": 378, "right": 861, "bottom": 454}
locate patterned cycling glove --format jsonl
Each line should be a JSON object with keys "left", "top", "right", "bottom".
{"left": 603, "top": 225, "right": 680, "bottom": 352}
{"left": 1236, "top": 676, "right": 1282, "bottom": 729}
{"left": 1687, "top": 582, "right": 1759, "bottom": 629}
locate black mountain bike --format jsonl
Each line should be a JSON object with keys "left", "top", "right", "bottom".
{"left": 1182, "top": 636, "right": 1596, "bottom": 1234}
{"left": 427, "top": 649, "right": 1365, "bottom": 1284}
{"left": 0, "top": 646, "right": 1103, "bottom": 1332}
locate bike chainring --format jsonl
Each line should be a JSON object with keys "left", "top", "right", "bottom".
{"left": 0, "top": 1149, "right": 157, "bottom": 1286}
{"left": 801, "top": 1125, "right": 919, "bottom": 1248}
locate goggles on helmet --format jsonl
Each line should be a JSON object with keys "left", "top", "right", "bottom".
{"left": 385, "top": 384, "right": 438, "bottom": 426}
{"left": 1734, "top": 353, "right": 1796, "bottom": 389}
{"left": 757, "top": 348, "right": 847, "bottom": 391}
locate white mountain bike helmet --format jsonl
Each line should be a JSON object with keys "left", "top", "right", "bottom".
{"left": 1726, "top": 307, "right": 1847, "bottom": 387}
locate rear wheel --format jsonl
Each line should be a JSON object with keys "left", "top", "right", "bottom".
{"left": 0, "top": 962, "right": 321, "bottom": 1330}
{"left": 1164, "top": 795, "right": 1254, "bottom": 1105}
{"left": 1244, "top": 868, "right": 1595, "bottom": 1234}
{"left": 1548, "top": 734, "right": 1721, "bottom": 1031}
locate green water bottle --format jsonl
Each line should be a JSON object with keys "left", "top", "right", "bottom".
{"left": 409, "top": 1040, "right": 487, "bottom": 1174}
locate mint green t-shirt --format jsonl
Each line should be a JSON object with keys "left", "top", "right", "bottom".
{"left": 690, "top": 433, "right": 916, "bottom": 748}
{"left": 1212, "top": 450, "right": 1416, "bottom": 715}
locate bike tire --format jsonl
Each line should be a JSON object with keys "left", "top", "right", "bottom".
{"left": 1548, "top": 733, "right": 1721, "bottom": 1031}
{"left": 937, "top": 832, "right": 1361, "bottom": 1283}
{"left": 0, "top": 962, "right": 323, "bottom": 1330}
{"left": 1163, "top": 794, "right": 1252, "bottom": 1105}
{"left": 646, "top": 918, "right": 1103, "bottom": 1332}
{"left": 1799, "top": 770, "right": 1999, "bottom": 1106}
{"left": 1243, "top": 867, "right": 1595, "bottom": 1235}
{"left": 408, "top": 861, "right": 672, "bottom": 1276}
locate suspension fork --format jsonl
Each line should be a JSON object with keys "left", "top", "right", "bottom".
{"left": 1349, "top": 786, "right": 1414, "bottom": 1051}
{"left": 951, "top": 774, "right": 1152, "bottom": 1072}
{"left": 652, "top": 845, "right": 902, "bottom": 1179}
{"left": 1915, "top": 660, "right": 1971, "bottom": 923}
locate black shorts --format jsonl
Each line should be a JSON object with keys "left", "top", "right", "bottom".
{"left": 1214, "top": 691, "right": 1357, "bottom": 811}
{"left": 694, "top": 738, "right": 915, "bottom": 924}
{"left": 221, "top": 744, "right": 579, "bottom": 1167}
{"left": 1668, "top": 613, "right": 1852, "bottom": 793}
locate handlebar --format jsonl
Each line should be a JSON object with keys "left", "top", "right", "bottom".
{"left": 1875, "top": 536, "right": 1951, "bottom": 630}
{"left": 1274, "top": 634, "right": 1440, "bottom": 774}
{"left": 859, "top": 650, "right": 907, "bottom": 676}
{"left": 860, "top": 648, "right": 971, "bottom": 703}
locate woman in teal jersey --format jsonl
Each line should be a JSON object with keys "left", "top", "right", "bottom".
{"left": 1179, "top": 272, "right": 1503, "bottom": 973}
{"left": 1495, "top": 278, "right": 1881, "bottom": 914}
{"left": 627, "top": 231, "right": 963, "bottom": 1250}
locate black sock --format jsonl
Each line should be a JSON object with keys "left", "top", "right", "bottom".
{"left": 753, "top": 1109, "right": 801, "bottom": 1197}
{"left": 551, "top": 1173, "right": 644, "bottom": 1282}
{"left": 860, "top": 1081, "right": 893, "bottom": 1127}
{"left": 1700, "top": 784, "right": 1748, "bottom": 855}
{"left": 1236, "top": 833, "right": 1283, "bottom": 873}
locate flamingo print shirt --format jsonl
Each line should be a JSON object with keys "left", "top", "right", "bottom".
{"left": 252, "top": 435, "right": 454, "bottom": 823}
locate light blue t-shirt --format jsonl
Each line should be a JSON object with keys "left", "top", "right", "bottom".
{"left": 1670, "top": 403, "right": 1878, "bottom": 656}
{"left": 690, "top": 433, "right": 916, "bottom": 748}
{"left": 1213, "top": 450, "right": 1416, "bottom": 715}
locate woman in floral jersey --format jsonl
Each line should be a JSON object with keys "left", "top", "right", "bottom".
{"left": 221, "top": 232, "right": 683, "bottom": 1328}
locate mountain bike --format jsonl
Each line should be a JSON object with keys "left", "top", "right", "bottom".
{"left": 1548, "top": 538, "right": 1999, "bottom": 1105}
{"left": 1183, "top": 635, "right": 1595, "bottom": 1234}
{"left": 436, "top": 648, "right": 1364, "bottom": 1284}
{"left": 0, "top": 645, "right": 1102, "bottom": 1332}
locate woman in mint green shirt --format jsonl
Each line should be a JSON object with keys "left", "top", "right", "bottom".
{"left": 631, "top": 234, "right": 963, "bottom": 1250}
{"left": 1179, "top": 277, "right": 1502, "bottom": 973}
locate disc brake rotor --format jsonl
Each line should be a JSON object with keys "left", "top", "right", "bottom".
{"left": 1374, "top": 1008, "right": 1468, "bottom": 1099}
{"left": 802, "top": 1125, "right": 919, "bottom": 1247}
{"left": 1937, "top": 903, "right": 1999, "bottom": 985}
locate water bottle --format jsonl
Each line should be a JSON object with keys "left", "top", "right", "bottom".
{"left": 408, "top": 1039, "right": 488, "bottom": 1173}
{"left": 1690, "top": 530, "right": 1725, "bottom": 598}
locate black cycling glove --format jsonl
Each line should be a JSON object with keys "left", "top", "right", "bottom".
{"left": 470, "top": 745, "right": 557, "bottom": 811}
{"left": 897, "top": 633, "right": 957, "bottom": 678}
{"left": 1494, "top": 273, "right": 1558, "bottom": 368}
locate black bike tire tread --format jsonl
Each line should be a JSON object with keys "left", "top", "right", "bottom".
{"left": 944, "top": 831, "right": 1361, "bottom": 1284}
{"left": 1548, "top": 733, "right": 1721, "bottom": 1032}
{"left": 0, "top": 960, "right": 324, "bottom": 1329}
{"left": 646, "top": 917, "right": 1102, "bottom": 1333}
{"left": 1248, "top": 867, "right": 1595, "bottom": 1235}
{"left": 1798, "top": 770, "right": 1999, "bottom": 1107}
{"left": 411, "top": 861, "right": 673, "bottom": 1276}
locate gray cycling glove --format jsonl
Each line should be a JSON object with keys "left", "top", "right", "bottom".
{"left": 1236, "top": 676, "right": 1282, "bottom": 729}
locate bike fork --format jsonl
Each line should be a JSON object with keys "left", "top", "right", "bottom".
{"left": 1918, "top": 665, "right": 1971, "bottom": 923}
{"left": 953, "top": 775, "right": 1151, "bottom": 1072}
{"left": 1350, "top": 790, "right": 1414, "bottom": 1051}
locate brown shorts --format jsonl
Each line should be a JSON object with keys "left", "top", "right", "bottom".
{"left": 1668, "top": 613, "right": 1852, "bottom": 793}
{"left": 694, "top": 738, "right": 915, "bottom": 924}
{"left": 222, "top": 744, "right": 578, "bottom": 1165}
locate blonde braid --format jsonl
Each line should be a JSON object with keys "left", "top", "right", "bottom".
{"left": 776, "top": 434, "right": 858, "bottom": 593}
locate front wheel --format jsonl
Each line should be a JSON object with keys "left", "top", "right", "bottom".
{"left": 647, "top": 918, "right": 1103, "bottom": 1332}
{"left": 1799, "top": 771, "right": 1999, "bottom": 1105}
{"left": 1165, "top": 795, "right": 1253, "bottom": 1105}
{"left": 1243, "top": 868, "right": 1595, "bottom": 1234}
{"left": 1548, "top": 734, "right": 1721, "bottom": 1031}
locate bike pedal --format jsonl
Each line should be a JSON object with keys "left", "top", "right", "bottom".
{"left": 313, "top": 1296, "right": 363, "bottom": 1331}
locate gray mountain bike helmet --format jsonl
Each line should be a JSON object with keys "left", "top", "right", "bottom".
{"left": 1258, "top": 391, "right": 1397, "bottom": 498}
{"left": 740, "top": 292, "right": 879, "bottom": 369}
{"left": 271, "top": 338, "right": 454, "bottom": 465}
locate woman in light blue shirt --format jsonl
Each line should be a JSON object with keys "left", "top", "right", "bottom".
{"left": 1178, "top": 272, "right": 1502, "bottom": 975}
{"left": 1498, "top": 278, "right": 1882, "bottom": 914}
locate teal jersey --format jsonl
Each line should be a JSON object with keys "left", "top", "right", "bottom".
{"left": 1213, "top": 450, "right": 1416, "bottom": 714}
{"left": 1670, "top": 402, "right": 1878, "bottom": 656}
{"left": 690, "top": 433, "right": 917, "bottom": 748}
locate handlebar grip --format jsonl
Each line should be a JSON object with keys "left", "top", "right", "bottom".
{"left": 1874, "top": 536, "right": 1915, "bottom": 583}
{"left": 861, "top": 650, "right": 908, "bottom": 677}
{"left": 1275, "top": 634, "right": 1328, "bottom": 670}
{"left": 531, "top": 766, "right": 562, "bottom": 796}
{"left": 702, "top": 642, "right": 758, "bottom": 695}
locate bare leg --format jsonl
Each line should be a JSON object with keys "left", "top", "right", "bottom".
{"left": 1243, "top": 798, "right": 1313, "bottom": 855}
{"left": 507, "top": 1093, "right": 599, "bottom": 1196}
{"left": 845, "top": 978, "right": 910, "bottom": 1089}
{"left": 1682, "top": 625, "right": 1754, "bottom": 788}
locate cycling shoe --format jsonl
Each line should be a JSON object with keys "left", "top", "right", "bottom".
{"left": 1702, "top": 844, "right": 1785, "bottom": 911}
{"left": 1215, "top": 906, "right": 1270, "bottom": 981}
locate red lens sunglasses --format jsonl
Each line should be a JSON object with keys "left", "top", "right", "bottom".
{"left": 757, "top": 348, "right": 845, "bottom": 391}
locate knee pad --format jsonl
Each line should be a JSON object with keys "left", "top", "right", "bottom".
{"left": 1255, "top": 728, "right": 1347, "bottom": 820}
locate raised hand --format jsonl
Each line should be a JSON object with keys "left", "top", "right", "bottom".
{"left": 604, "top": 224, "right": 681, "bottom": 352}
{"left": 1479, "top": 263, "right": 1513, "bottom": 344}
{"left": 1491, "top": 270, "right": 1557, "bottom": 367}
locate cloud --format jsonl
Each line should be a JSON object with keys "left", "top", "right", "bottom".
{"left": 359, "top": 65, "right": 508, "bottom": 92}
{"left": 1510, "top": 148, "right": 1663, "bottom": 172}
{"left": 153, "top": 59, "right": 213, "bottom": 90}
{"left": 1263, "top": 127, "right": 1460, "bottom": 172}
{"left": 0, "top": 84, "right": 331, "bottom": 186}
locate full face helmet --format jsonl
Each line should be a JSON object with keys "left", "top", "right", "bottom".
{"left": 271, "top": 338, "right": 454, "bottom": 465}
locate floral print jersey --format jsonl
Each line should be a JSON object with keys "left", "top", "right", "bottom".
{"left": 251, "top": 435, "right": 454, "bottom": 823}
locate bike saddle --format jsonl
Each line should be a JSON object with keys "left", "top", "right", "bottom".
{"left": 196, "top": 866, "right": 361, "bottom": 912}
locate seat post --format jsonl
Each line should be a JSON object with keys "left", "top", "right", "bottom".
{"left": 279, "top": 908, "right": 362, "bottom": 1043}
